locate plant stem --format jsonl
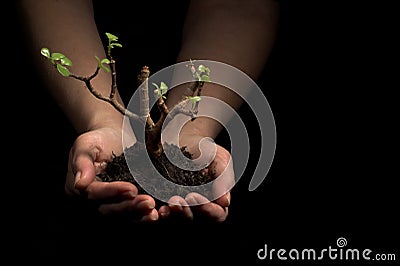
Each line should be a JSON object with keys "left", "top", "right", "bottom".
{"left": 137, "top": 66, "right": 155, "bottom": 128}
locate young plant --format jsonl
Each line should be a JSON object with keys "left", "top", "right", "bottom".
{"left": 40, "top": 32, "right": 210, "bottom": 159}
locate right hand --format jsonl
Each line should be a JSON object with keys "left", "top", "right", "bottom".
{"left": 65, "top": 126, "right": 159, "bottom": 222}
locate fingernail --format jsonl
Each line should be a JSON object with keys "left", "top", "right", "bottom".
{"left": 226, "top": 193, "right": 231, "bottom": 206}
{"left": 169, "top": 202, "right": 183, "bottom": 212}
{"left": 123, "top": 190, "right": 137, "bottom": 198}
{"left": 142, "top": 212, "right": 157, "bottom": 222}
{"left": 73, "top": 171, "right": 81, "bottom": 188}
{"left": 137, "top": 200, "right": 154, "bottom": 210}
{"left": 185, "top": 196, "right": 198, "bottom": 206}
{"left": 148, "top": 212, "right": 158, "bottom": 221}
{"left": 159, "top": 209, "right": 170, "bottom": 218}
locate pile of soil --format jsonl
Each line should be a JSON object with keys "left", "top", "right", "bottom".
{"left": 98, "top": 142, "right": 215, "bottom": 206}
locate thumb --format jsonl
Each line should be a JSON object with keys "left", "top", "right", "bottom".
{"left": 73, "top": 153, "right": 97, "bottom": 190}
{"left": 212, "top": 146, "right": 235, "bottom": 206}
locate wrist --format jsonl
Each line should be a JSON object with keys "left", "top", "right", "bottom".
{"left": 84, "top": 107, "right": 124, "bottom": 132}
{"left": 179, "top": 116, "right": 222, "bottom": 139}
{"left": 178, "top": 117, "right": 221, "bottom": 159}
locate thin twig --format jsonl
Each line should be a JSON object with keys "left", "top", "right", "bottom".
{"left": 69, "top": 68, "right": 143, "bottom": 123}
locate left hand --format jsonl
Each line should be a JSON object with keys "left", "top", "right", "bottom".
{"left": 158, "top": 132, "right": 234, "bottom": 222}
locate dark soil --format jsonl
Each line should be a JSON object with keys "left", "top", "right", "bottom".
{"left": 98, "top": 142, "right": 215, "bottom": 206}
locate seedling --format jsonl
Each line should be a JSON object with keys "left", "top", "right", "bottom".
{"left": 41, "top": 33, "right": 214, "bottom": 200}
{"left": 41, "top": 32, "right": 210, "bottom": 158}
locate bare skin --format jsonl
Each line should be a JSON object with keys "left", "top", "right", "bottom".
{"left": 17, "top": 0, "right": 279, "bottom": 222}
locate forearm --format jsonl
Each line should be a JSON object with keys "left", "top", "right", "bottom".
{"left": 17, "top": 0, "right": 125, "bottom": 133}
{"left": 169, "top": 0, "right": 279, "bottom": 138}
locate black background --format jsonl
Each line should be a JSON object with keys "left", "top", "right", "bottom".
{"left": 6, "top": 0, "right": 398, "bottom": 264}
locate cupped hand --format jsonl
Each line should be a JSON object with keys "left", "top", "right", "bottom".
{"left": 65, "top": 127, "right": 158, "bottom": 222}
{"left": 158, "top": 132, "right": 234, "bottom": 222}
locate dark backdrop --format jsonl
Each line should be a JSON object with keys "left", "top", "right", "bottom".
{"left": 7, "top": 0, "right": 398, "bottom": 264}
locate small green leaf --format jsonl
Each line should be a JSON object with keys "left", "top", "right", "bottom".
{"left": 189, "top": 96, "right": 201, "bottom": 102}
{"left": 56, "top": 64, "right": 70, "bottom": 77}
{"left": 187, "top": 96, "right": 201, "bottom": 109}
{"left": 199, "top": 75, "right": 210, "bottom": 82}
{"left": 51, "top": 52, "right": 66, "bottom": 60}
{"left": 95, "top": 56, "right": 102, "bottom": 67}
{"left": 198, "top": 65, "right": 210, "bottom": 75}
{"left": 105, "top": 32, "right": 118, "bottom": 42}
{"left": 95, "top": 56, "right": 111, "bottom": 73}
{"left": 101, "top": 65, "right": 111, "bottom": 73}
{"left": 159, "top": 82, "right": 168, "bottom": 94}
{"left": 111, "top": 43, "right": 122, "bottom": 48}
{"left": 40, "top": 48, "right": 50, "bottom": 58}
{"left": 60, "top": 56, "right": 73, "bottom": 66}
{"left": 153, "top": 82, "right": 168, "bottom": 98}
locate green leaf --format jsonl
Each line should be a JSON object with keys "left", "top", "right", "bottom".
{"left": 40, "top": 48, "right": 50, "bottom": 58}
{"left": 60, "top": 56, "right": 73, "bottom": 66}
{"left": 95, "top": 56, "right": 102, "bottom": 68}
{"left": 101, "top": 58, "right": 110, "bottom": 64}
{"left": 95, "top": 56, "right": 111, "bottom": 73}
{"left": 159, "top": 82, "right": 168, "bottom": 94}
{"left": 56, "top": 64, "right": 70, "bottom": 77}
{"left": 198, "top": 65, "right": 210, "bottom": 74}
{"left": 101, "top": 65, "right": 111, "bottom": 73}
{"left": 111, "top": 43, "right": 122, "bottom": 48}
{"left": 105, "top": 32, "right": 118, "bottom": 42}
{"left": 51, "top": 52, "right": 66, "bottom": 60}
{"left": 153, "top": 82, "right": 168, "bottom": 98}
{"left": 187, "top": 96, "right": 201, "bottom": 109}
{"left": 188, "top": 96, "right": 201, "bottom": 102}
{"left": 199, "top": 75, "right": 210, "bottom": 82}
